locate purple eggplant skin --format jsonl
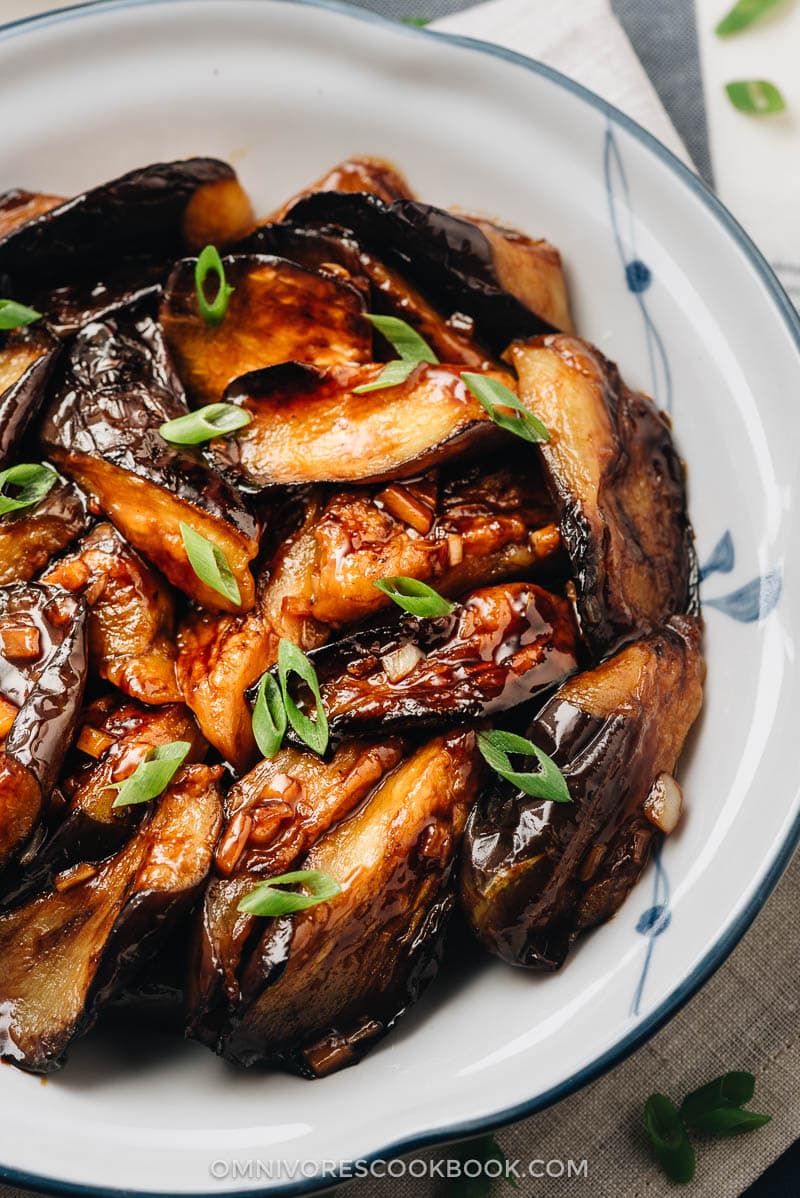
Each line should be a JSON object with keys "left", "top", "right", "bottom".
{"left": 0, "top": 326, "right": 61, "bottom": 468}
{"left": 0, "top": 584, "right": 88, "bottom": 874}
{"left": 0, "top": 159, "right": 236, "bottom": 331}
{"left": 278, "top": 192, "right": 557, "bottom": 355}
{"left": 40, "top": 304, "right": 259, "bottom": 612}
{"left": 254, "top": 581, "right": 579, "bottom": 741}
{"left": 0, "top": 476, "right": 90, "bottom": 585}
{"left": 460, "top": 615, "right": 704, "bottom": 970}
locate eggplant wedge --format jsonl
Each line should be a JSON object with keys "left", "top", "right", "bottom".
{"left": 176, "top": 491, "right": 330, "bottom": 770}
{"left": 267, "top": 582, "right": 578, "bottom": 740}
{"left": 41, "top": 522, "right": 181, "bottom": 705}
{"left": 453, "top": 212, "right": 573, "bottom": 332}
{"left": 0, "top": 476, "right": 89, "bottom": 585}
{"left": 218, "top": 730, "right": 481, "bottom": 1075}
{"left": 41, "top": 307, "right": 259, "bottom": 613}
{"left": 0, "top": 189, "right": 64, "bottom": 240}
{"left": 0, "top": 326, "right": 61, "bottom": 468}
{"left": 160, "top": 255, "right": 371, "bottom": 406}
{"left": 0, "top": 764, "right": 223, "bottom": 1072}
{"left": 1, "top": 695, "right": 207, "bottom": 907}
{"left": 461, "top": 615, "right": 704, "bottom": 970}
{"left": 0, "top": 584, "right": 87, "bottom": 872}
{"left": 270, "top": 155, "right": 416, "bottom": 220}
{"left": 308, "top": 452, "right": 563, "bottom": 626}
{"left": 508, "top": 335, "right": 698, "bottom": 654}
{"left": 188, "top": 737, "right": 404, "bottom": 1046}
{"left": 282, "top": 192, "right": 558, "bottom": 354}
{"left": 0, "top": 159, "right": 252, "bottom": 332}
{"left": 212, "top": 361, "right": 511, "bottom": 489}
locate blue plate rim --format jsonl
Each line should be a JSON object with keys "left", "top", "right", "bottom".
{"left": 1, "top": 2, "right": 799, "bottom": 1196}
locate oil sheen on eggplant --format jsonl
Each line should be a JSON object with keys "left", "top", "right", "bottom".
{"left": 461, "top": 616, "right": 704, "bottom": 969}
{"left": 0, "top": 764, "right": 223, "bottom": 1072}
{"left": 265, "top": 581, "right": 578, "bottom": 740}
{"left": 0, "top": 326, "right": 61, "bottom": 468}
{"left": 0, "top": 584, "right": 87, "bottom": 873}
{"left": 40, "top": 305, "right": 259, "bottom": 613}
{"left": 212, "top": 360, "right": 510, "bottom": 489}
{"left": 0, "top": 476, "right": 89, "bottom": 585}
{"left": 508, "top": 334, "right": 698, "bottom": 654}
{"left": 217, "top": 731, "right": 482, "bottom": 1076}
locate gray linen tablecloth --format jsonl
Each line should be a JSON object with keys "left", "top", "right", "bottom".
{"left": 0, "top": 3, "right": 797, "bottom": 1198}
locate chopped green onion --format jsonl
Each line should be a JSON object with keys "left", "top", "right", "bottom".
{"left": 373, "top": 576, "right": 456, "bottom": 618}
{"left": 237, "top": 868, "right": 341, "bottom": 917}
{"left": 111, "top": 740, "right": 191, "bottom": 808}
{"left": 0, "top": 463, "right": 58, "bottom": 516}
{"left": 643, "top": 1094, "right": 696, "bottom": 1184}
{"left": 477, "top": 730, "right": 571, "bottom": 802}
{"left": 159, "top": 403, "right": 251, "bottom": 445}
{"left": 365, "top": 314, "right": 439, "bottom": 364}
{"left": 680, "top": 1072, "right": 755, "bottom": 1125}
{"left": 252, "top": 672, "right": 287, "bottom": 759}
{"left": 194, "top": 245, "right": 234, "bottom": 327}
{"left": 716, "top": 0, "right": 785, "bottom": 36}
{"left": 725, "top": 80, "right": 786, "bottom": 114}
{"left": 179, "top": 522, "right": 241, "bottom": 606}
{"left": 461, "top": 373, "right": 550, "bottom": 444}
{"left": 401, "top": 15, "right": 430, "bottom": 26}
{"left": 0, "top": 299, "right": 42, "bottom": 330}
{"left": 687, "top": 1106, "right": 771, "bottom": 1137}
{"left": 352, "top": 358, "right": 418, "bottom": 395}
{"left": 278, "top": 638, "right": 329, "bottom": 756}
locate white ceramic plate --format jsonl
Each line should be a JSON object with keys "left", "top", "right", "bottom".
{"left": 0, "top": 1, "right": 798, "bottom": 1195}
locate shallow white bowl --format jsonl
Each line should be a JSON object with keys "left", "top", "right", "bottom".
{"left": 0, "top": 1, "right": 798, "bottom": 1194}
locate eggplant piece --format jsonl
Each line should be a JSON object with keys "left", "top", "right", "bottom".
{"left": 1, "top": 695, "right": 206, "bottom": 908}
{"left": 41, "top": 307, "right": 259, "bottom": 613}
{"left": 235, "top": 222, "right": 494, "bottom": 369}
{"left": 453, "top": 211, "right": 573, "bottom": 332}
{"left": 160, "top": 254, "right": 371, "bottom": 407}
{"left": 461, "top": 615, "right": 704, "bottom": 970}
{"left": 187, "top": 737, "right": 404, "bottom": 1045}
{"left": 0, "top": 763, "right": 223, "bottom": 1072}
{"left": 308, "top": 452, "right": 563, "bottom": 626}
{"left": 0, "top": 189, "right": 64, "bottom": 239}
{"left": 41, "top": 522, "right": 181, "bottom": 705}
{"left": 508, "top": 335, "right": 698, "bottom": 655}
{"left": 0, "top": 476, "right": 89, "bottom": 585}
{"left": 0, "top": 584, "right": 87, "bottom": 872}
{"left": 270, "top": 155, "right": 416, "bottom": 220}
{"left": 212, "top": 361, "right": 511, "bottom": 489}
{"left": 282, "top": 192, "right": 557, "bottom": 354}
{"left": 0, "top": 159, "right": 252, "bottom": 332}
{"left": 176, "top": 490, "right": 330, "bottom": 770}
{"left": 268, "top": 581, "right": 578, "bottom": 740}
{"left": 218, "top": 730, "right": 482, "bottom": 1075}
{"left": 0, "top": 326, "right": 61, "bottom": 468}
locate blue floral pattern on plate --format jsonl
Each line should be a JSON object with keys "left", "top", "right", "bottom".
{"left": 605, "top": 123, "right": 784, "bottom": 1015}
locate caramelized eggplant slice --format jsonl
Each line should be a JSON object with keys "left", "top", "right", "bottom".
{"left": 0, "top": 476, "right": 89, "bottom": 585}
{"left": 212, "top": 361, "right": 510, "bottom": 489}
{"left": 0, "top": 159, "right": 252, "bottom": 332}
{"left": 270, "top": 156, "right": 415, "bottom": 220}
{"left": 41, "top": 522, "right": 181, "bottom": 705}
{"left": 461, "top": 616, "right": 704, "bottom": 970}
{"left": 160, "top": 255, "right": 371, "bottom": 406}
{"left": 188, "top": 738, "right": 404, "bottom": 1045}
{"left": 308, "top": 452, "right": 563, "bottom": 626}
{"left": 0, "top": 189, "right": 64, "bottom": 239}
{"left": 0, "top": 326, "right": 61, "bottom": 468}
{"left": 269, "top": 582, "right": 578, "bottom": 740}
{"left": 176, "top": 491, "right": 329, "bottom": 770}
{"left": 41, "top": 308, "right": 259, "bottom": 613}
{"left": 218, "top": 730, "right": 481, "bottom": 1075}
{"left": 453, "top": 212, "right": 573, "bottom": 332}
{"left": 0, "top": 764, "right": 223, "bottom": 1072}
{"left": 0, "top": 585, "right": 87, "bottom": 872}
{"left": 282, "top": 192, "right": 557, "bottom": 353}
{"left": 508, "top": 335, "right": 698, "bottom": 654}
{"left": 1, "top": 696, "right": 206, "bottom": 907}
